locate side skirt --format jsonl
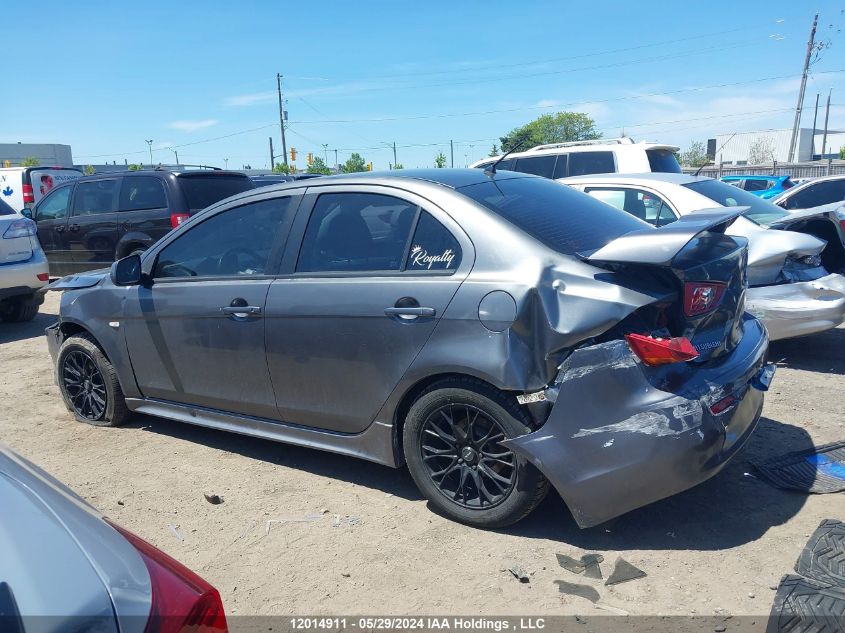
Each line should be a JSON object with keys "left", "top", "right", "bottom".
{"left": 125, "top": 398, "right": 399, "bottom": 468}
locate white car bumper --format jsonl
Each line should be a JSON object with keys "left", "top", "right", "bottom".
{"left": 0, "top": 247, "right": 49, "bottom": 302}
{"left": 746, "top": 273, "right": 845, "bottom": 341}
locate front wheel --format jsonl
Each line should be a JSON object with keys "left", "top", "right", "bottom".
{"left": 403, "top": 378, "right": 548, "bottom": 528}
{"left": 56, "top": 333, "right": 129, "bottom": 426}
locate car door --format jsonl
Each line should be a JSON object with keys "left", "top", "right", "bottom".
{"left": 117, "top": 175, "right": 171, "bottom": 252}
{"left": 265, "top": 186, "right": 472, "bottom": 433}
{"left": 33, "top": 184, "right": 74, "bottom": 275}
{"left": 122, "top": 193, "right": 300, "bottom": 418}
{"left": 67, "top": 177, "right": 120, "bottom": 272}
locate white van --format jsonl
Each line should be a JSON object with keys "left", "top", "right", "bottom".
{"left": 0, "top": 166, "right": 82, "bottom": 212}
{"left": 470, "top": 137, "right": 681, "bottom": 179}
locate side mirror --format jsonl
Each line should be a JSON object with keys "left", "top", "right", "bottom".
{"left": 111, "top": 254, "right": 142, "bottom": 286}
{"left": 20, "top": 208, "right": 32, "bottom": 219}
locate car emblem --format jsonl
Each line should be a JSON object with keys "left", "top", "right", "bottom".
{"left": 691, "top": 286, "right": 715, "bottom": 311}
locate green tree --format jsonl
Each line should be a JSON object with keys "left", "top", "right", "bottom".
{"left": 434, "top": 152, "right": 447, "bottom": 168}
{"left": 20, "top": 156, "right": 39, "bottom": 167}
{"left": 489, "top": 144, "right": 499, "bottom": 157}
{"left": 307, "top": 156, "right": 332, "bottom": 175}
{"left": 341, "top": 153, "right": 367, "bottom": 173}
{"left": 83, "top": 165, "right": 96, "bottom": 175}
{"left": 679, "top": 141, "right": 709, "bottom": 168}
{"left": 392, "top": 163, "right": 404, "bottom": 170}
{"left": 127, "top": 163, "right": 143, "bottom": 171}
{"left": 272, "top": 161, "right": 290, "bottom": 175}
{"left": 839, "top": 146, "right": 845, "bottom": 160}
{"left": 499, "top": 112, "right": 601, "bottom": 153}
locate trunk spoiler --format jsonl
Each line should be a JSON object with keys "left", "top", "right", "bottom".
{"left": 581, "top": 207, "right": 746, "bottom": 267}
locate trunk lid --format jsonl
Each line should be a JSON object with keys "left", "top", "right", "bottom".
{"left": 583, "top": 208, "right": 747, "bottom": 361}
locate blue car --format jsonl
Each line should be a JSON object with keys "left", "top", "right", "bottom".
{"left": 720, "top": 175, "right": 794, "bottom": 199}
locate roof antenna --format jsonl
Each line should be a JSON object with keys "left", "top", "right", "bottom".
{"left": 485, "top": 139, "right": 527, "bottom": 175}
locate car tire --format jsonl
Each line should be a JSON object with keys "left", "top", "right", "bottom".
{"left": 0, "top": 298, "right": 39, "bottom": 322}
{"left": 56, "top": 333, "right": 129, "bottom": 427}
{"left": 403, "top": 378, "right": 548, "bottom": 528}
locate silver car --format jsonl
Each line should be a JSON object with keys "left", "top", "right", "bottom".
{"left": 0, "top": 443, "right": 227, "bottom": 632}
{"left": 46, "top": 170, "right": 773, "bottom": 529}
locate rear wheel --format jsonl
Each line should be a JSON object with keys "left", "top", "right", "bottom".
{"left": 0, "top": 297, "right": 39, "bottom": 322}
{"left": 57, "top": 333, "right": 129, "bottom": 427}
{"left": 403, "top": 378, "right": 548, "bottom": 528}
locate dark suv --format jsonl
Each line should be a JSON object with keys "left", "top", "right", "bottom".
{"left": 31, "top": 169, "right": 254, "bottom": 276}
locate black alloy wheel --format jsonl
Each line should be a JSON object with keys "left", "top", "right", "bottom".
{"left": 61, "top": 350, "right": 108, "bottom": 420}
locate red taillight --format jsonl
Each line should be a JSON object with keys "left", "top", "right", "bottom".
{"left": 22, "top": 184, "right": 34, "bottom": 204}
{"left": 683, "top": 281, "right": 726, "bottom": 317}
{"left": 37, "top": 273, "right": 49, "bottom": 281}
{"left": 170, "top": 213, "right": 190, "bottom": 229}
{"left": 709, "top": 394, "right": 737, "bottom": 415}
{"left": 625, "top": 333, "right": 699, "bottom": 366}
{"left": 109, "top": 522, "right": 228, "bottom": 633}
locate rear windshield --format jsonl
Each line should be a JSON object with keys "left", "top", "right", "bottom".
{"left": 646, "top": 149, "right": 682, "bottom": 174}
{"left": 0, "top": 199, "right": 15, "bottom": 216}
{"left": 683, "top": 179, "right": 790, "bottom": 225}
{"left": 177, "top": 175, "right": 254, "bottom": 211}
{"left": 458, "top": 176, "right": 648, "bottom": 255}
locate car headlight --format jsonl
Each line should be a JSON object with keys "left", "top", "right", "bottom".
{"left": 2, "top": 218, "right": 37, "bottom": 239}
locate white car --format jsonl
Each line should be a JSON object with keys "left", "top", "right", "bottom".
{"left": 470, "top": 137, "right": 680, "bottom": 179}
{"left": 772, "top": 174, "right": 845, "bottom": 211}
{"left": 561, "top": 173, "right": 845, "bottom": 341}
{"left": 0, "top": 198, "right": 48, "bottom": 322}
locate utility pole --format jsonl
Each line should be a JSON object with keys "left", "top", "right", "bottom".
{"left": 393, "top": 142, "right": 397, "bottom": 168}
{"left": 145, "top": 139, "right": 153, "bottom": 166}
{"left": 171, "top": 148, "right": 179, "bottom": 165}
{"left": 269, "top": 137, "right": 275, "bottom": 170}
{"left": 322, "top": 143, "right": 328, "bottom": 164}
{"left": 450, "top": 140, "right": 454, "bottom": 168}
{"left": 334, "top": 149, "right": 338, "bottom": 168}
{"left": 821, "top": 89, "right": 832, "bottom": 159}
{"left": 787, "top": 12, "right": 818, "bottom": 163}
{"left": 276, "top": 73, "right": 289, "bottom": 166}
{"left": 811, "top": 93, "right": 820, "bottom": 143}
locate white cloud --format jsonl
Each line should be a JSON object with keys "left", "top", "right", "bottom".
{"left": 223, "top": 92, "right": 275, "bottom": 107}
{"left": 168, "top": 119, "right": 220, "bottom": 133}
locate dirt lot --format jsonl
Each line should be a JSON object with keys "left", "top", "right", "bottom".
{"left": 2, "top": 292, "right": 844, "bottom": 618}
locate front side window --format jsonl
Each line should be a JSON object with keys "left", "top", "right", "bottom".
{"left": 407, "top": 212, "right": 461, "bottom": 272}
{"left": 36, "top": 186, "right": 71, "bottom": 220}
{"left": 154, "top": 198, "right": 292, "bottom": 278}
{"left": 73, "top": 180, "right": 117, "bottom": 216}
{"left": 514, "top": 155, "right": 556, "bottom": 179}
{"left": 569, "top": 151, "right": 615, "bottom": 176}
{"left": 783, "top": 180, "right": 845, "bottom": 210}
{"left": 119, "top": 177, "right": 167, "bottom": 211}
{"left": 296, "top": 193, "right": 417, "bottom": 273}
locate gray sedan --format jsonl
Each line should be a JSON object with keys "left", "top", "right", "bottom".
{"left": 46, "top": 170, "right": 774, "bottom": 529}
{"left": 0, "top": 443, "right": 227, "bottom": 632}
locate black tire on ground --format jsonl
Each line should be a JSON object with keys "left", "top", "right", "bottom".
{"left": 0, "top": 297, "right": 39, "bottom": 322}
{"left": 403, "top": 377, "right": 549, "bottom": 528}
{"left": 56, "top": 333, "right": 130, "bottom": 427}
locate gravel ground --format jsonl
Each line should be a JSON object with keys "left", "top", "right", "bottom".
{"left": 1, "top": 292, "right": 843, "bottom": 618}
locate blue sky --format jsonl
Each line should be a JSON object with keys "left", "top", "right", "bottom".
{"left": 3, "top": 1, "right": 843, "bottom": 170}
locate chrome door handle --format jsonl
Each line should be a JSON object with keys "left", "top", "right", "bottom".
{"left": 221, "top": 305, "right": 262, "bottom": 315}
{"left": 384, "top": 306, "right": 436, "bottom": 317}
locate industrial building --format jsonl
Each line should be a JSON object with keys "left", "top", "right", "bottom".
{"left": 0, "top": 143, "right": 74, "bottom": 167}
{"left": 709, "top": 128, "right": 843, "bottom": 165}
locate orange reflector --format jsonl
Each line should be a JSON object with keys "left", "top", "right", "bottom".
{"left": 625, "top": 333, "right": 699, "bottom": 366}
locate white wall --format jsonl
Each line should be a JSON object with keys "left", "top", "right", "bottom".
{"left": 714, "top": 129, "right": 816, "bottom": 164}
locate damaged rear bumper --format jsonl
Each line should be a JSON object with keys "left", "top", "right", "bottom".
{"left": 746, "top": 273, "right": 845, "bottom": 341}
{"left": 502, "top": 315, "right": 772, "bottom": 529}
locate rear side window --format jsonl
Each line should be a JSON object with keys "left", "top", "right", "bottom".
{"left": 585, "top": 187, "right": 677, "bottom": 227}
{"left": 459, "top": 176, "right": 648, "bottom": 256}
{"left": 569, "top": 151, "right": 615, "bottom": 176}
{"left": 743, "top": 179, "right": 772, "bottom": 192}
{"left": 407, "top": 212, "right": 461, "bottom": 272}
{"left": 177, "top": 175, "right": 254, "bottom": 211}
{"left": 73, "top": 180, "right": 117, "bottom": 216}
{"left": 297, "top": 193, "right": 417, "bottom": 273}
{"left": 683, "top": 179, "right": 790, "bottom": 225}
{"left": 553, "top": 154, "right": 568, "bottom": 179}
{"left": 0, "top": 198, "right": 15, "bottom": 216}
{"left": 514, "top": 155, "right": 556, "bottom": 179}
{"left": 119, "top": 177, "right": 167, "bottom": 211}
{"left": 36, "top": 187, "right": 72, "bottom": 220}
{"left": 783, "top": 180, "right": 845, "bottom": 210}
{"left": 646, "top": 149, "right": 682, "bottom": 174}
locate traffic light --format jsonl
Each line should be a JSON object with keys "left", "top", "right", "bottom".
{"left": 290, "top": 147, "right": 297, "bottom": 162}
{"left": 307, "top": 152, "right": 313, "bottom": 166}
{"left": 367, "top": 162, "right": 373, "bottom": 171}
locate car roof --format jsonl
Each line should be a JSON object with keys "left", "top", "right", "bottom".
{"left": 472, "top": 140, "right": 679, "bottom": 166}
{"left": 73, "top": 169, "right": 250, "bottom": 181}
{"left": 561, "top": 172, "right": 709, "bottom": 186}
{"left": 721, "top": 174, "right": 788, "bottom": 181}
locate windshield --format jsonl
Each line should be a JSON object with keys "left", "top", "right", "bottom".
{"left": 177, "top": 175, "right": 255, "bottom": 211}
{"left": 683, "top": 179, "right": 790, "bottom": 225}
{"left": 458, "top": 176, "right": 649, "bottom": 255}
